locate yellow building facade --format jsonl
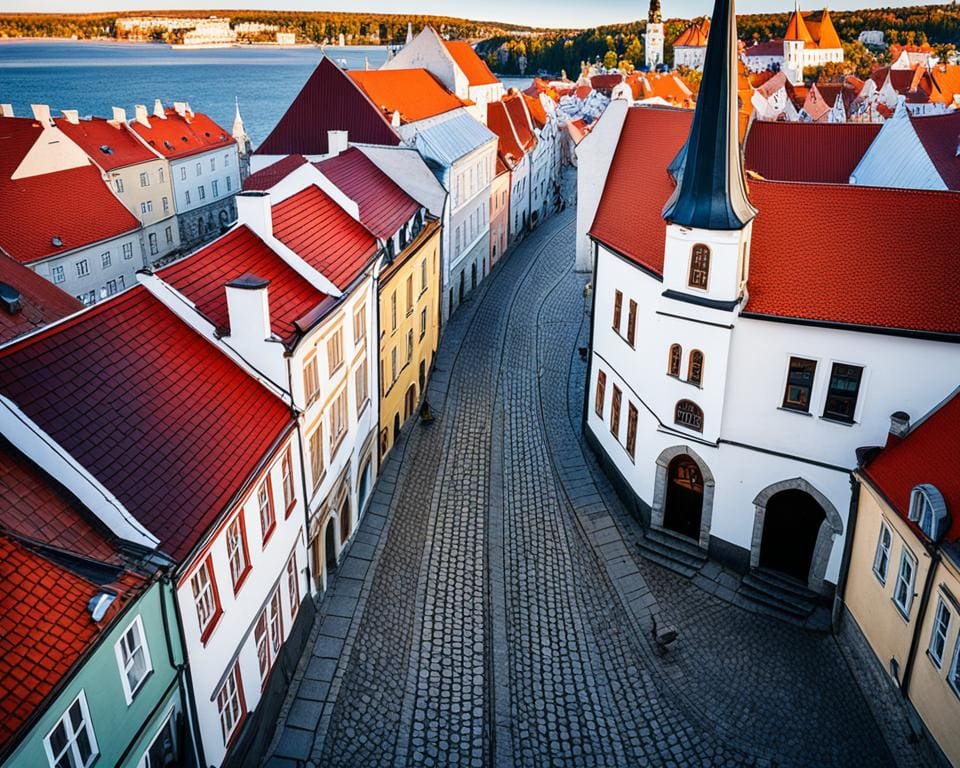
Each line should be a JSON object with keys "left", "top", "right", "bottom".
{"left": 377, "top": 220, "right": 441, "bottom": 461}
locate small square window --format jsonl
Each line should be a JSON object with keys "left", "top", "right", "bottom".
{"left": 873, "top": 522, "right": 892, "bottom": 584}
{"left": 782, "top": 357, "right": 816, "bottom": 413}
{"left": 823, "top": 363, "right": 863, "bottom": 423}
{"left": 115, "top": 616, "right": 153, "bottom": 704}
{"left": 101, "top": 252, "right": 111, "bottom": 269}
{"left": 893, "top": 548, "right": 917, "bottom": 617}
{"left": 44, "top": 692, "right": 99, "bottom": 768}
{"left": 929, "top": 598, "right": 951, "bottom": 667}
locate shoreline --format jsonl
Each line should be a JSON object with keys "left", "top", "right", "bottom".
{"left": 0, "top": 37, "right": 391, "bottom": 49}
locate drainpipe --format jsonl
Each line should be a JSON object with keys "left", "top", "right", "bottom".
{"left": 900, "top": 549, "right": 941, "bottom": 698}
{"left": 832, "top": 471, "right": 861, "bottom": 632}
{"left": 287, "top": 355, "right": 315, "bottom": 596}
{"left": 168, "top": 575, "right": 207, "bottom": 768}
{"left": 580, "top": 239, "right": 600, "bottom": 431}
{"left": 372, "top": 247, "right": 386, "bottom": 477}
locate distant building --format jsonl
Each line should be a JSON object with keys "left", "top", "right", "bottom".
{"left": 673, "top": 19, "right": 710, "bottom": 70}
{"left": 858, "top": 29, "right": 885, "bottom": 47}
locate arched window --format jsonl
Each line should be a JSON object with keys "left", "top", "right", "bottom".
{"left": 688, "top": 350, "right": 704, "bottom": 386}
{"left": 688, "top": 244, "right": 710, "bottom": 290}
{"left": 667, "top": 344, "right": 682, "bottom": 377}
{"left": 674, "top": 399, "right": 704, "bottom": 433}
{"left": 908, "top": 484, "right": 950, "bottom": 541}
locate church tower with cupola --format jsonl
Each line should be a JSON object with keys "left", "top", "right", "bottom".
{"left": 661, "top": 0, "right": 756, "bottom": 308}
{"left": 645, "top": 0, "right": 665, "bottom": 69}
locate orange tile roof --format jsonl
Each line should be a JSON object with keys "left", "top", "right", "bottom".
{"left": 443, "top": 41, "right": 499, "bottom": 86}
{"left": 674, "top": 20, "right": 710, "bottom": 47}
{"left": 522, "top": 93, "right": 548, "bottom": 128}
{"left": 348, "top": 69, "right": 464, "bottom": 124}
{"left": 804, "top": 9, "right": 842, "bottom": 49}
{"left": 784, "top": 9, "right": 814, "bottom": 44}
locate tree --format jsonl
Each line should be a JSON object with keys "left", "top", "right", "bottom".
{"left": 603, "top": 49, "right": 618, "bottom": 69}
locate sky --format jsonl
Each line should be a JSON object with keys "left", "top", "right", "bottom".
{"left": 0, "top": 0, "right": 911, "bottom": 29}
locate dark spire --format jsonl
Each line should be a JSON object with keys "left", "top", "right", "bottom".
{"left": 661, "top": 0, "right": 756, "bottom": 230}
{"left": 649, "top": 0, "right": 662, "bottom": 24}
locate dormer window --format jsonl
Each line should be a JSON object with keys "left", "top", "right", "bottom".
{"left": 908, "top": 484, "right": 950, "bottom": 541}
{"left": 688, "top": 244, "right": 710, "bottom": 290}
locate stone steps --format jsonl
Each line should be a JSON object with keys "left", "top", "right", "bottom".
{"left": 637, "top": 526, "right": 707, "bottom": 579}
{"left": 736, "top": 570, "right": 827, "bottom": 629}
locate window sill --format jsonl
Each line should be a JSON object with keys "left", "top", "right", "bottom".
{"left": 199, "top": 609, "right": 224, "bottom": 646}
{"left": 892, "top": 597, "right": 913, "bottom": 623}
{"left": 232, "top": 565, "right": 253, "bottom": 596}
{"left": 821, "top": 415, "right": 857, "bottom": 427}
{"left": 124, "top": 669, "right": 154, "bottom": 706}
{"left": 357, "top": 399, "right": 371, "bottom": 419}
{"left": 328, "top": 362, "right": 345, "bottom": 378}
{"left": 873, "top": 568, "right": 887, "bottom": 587}
{"left": 329, "top": 434, "right": 346, "bottom": 462}
{"left": 926, "top": 648, "right": 945, "bottom": 670}
{"left": 284, "top": 499, "right": 297, "bottom": 520}
{"left": 778, "top": 406, "right": 813, "bottom": 417}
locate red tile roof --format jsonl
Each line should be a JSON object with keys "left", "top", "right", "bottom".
{"left": 128, "top": 107, "right": 234, "bottom": 161}
{"left": 349, "top": 69, "right": 465, "bottom": 124}
{"left": 589, "top": 74, "right": 624, "bottom": 96}
{"left": 487, "top": 100, "right": 527, "bottom": 169}
{"left": 314, "top": 148, "right": 419, "bottom": 240}
{"left": 0, "top": 254, "right": 82, "bottom": 343}
{"left": 0, "top": 118, "right": 140, "bottom": 265}
{"left": 0, "top": 286, "right": 293, "bottom": 561}
{"left": 0, "top": 440, "right": 118, "bottom": 563}
{"left": 257, "top": 58, "right": 401, "bottom": 156}
{"left": 784, "top": 9, "right": 814, "bottom": 44}
{"left": 443, "top": 41, "right": 499, "bottom": 86}
{"left": 803, "top": 9, "right": 842, "bottom": 50}
{"left": 504, "top": 94, "right": 536, "bottom": 152}
{"left": 743, "top": 40, "right": 783, "bottom": 57}
{"left": 243, "top": 153, "right": 308, "bottom": 191}
{"left": 272, "top": 185, "right": 378, "bottom": 290}
{"left": 522, "top": 93, "right": 548, "bottom": 129}
{"left": 863, "top": 390, "right": 960, "bottom": 544}
{"left": 590, "top": 105, "right": 960, "bottom": 337}
{"left": 744, "top": 121, "right": 881, "bottom": 184}
{"left": 54, "top": 117, "right": 156, "bottom": 171}
{"left": 159, "top": 225, "right": 329, "bottom": 343}
{"left": 911, "top": 110, "right": 960, "bottom": 191}
{"left": 0, "top": 534, "right": 144, "bottom": 746}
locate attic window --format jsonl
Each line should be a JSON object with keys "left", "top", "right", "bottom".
{"left": 163, "top": 140, "right": 174, "bottom": 150}
{"left": 51, "top": 236, "right": 63, "bottom": 247}
{"left": 99, "top": 145, "right": 113, "bottom": 155}
{"left": 908, "top": 484, "right": 950, "bottom": 541}
{"left": 204, "top": 131, "right": 211, "bottom": 137}
{"left": 181, "top": 136, "right": 189, "bottom": 142}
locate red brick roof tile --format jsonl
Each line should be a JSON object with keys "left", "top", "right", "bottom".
{"left": 443, "top": 41, "right": 499, "bottom": 86}
{"left": 128, "top": 108, "right": 234, "bottom": 160}
{"left": 0, "top": 254, "right": 82, "bottom": 344}
{"left": 272, "top": 185, "right": 378, "bottom": 290}
{"left": 159, "top": 225, "right": 329, "bottom": 343}
{"left": 0, "top": 286, "right": 293, "bottom": 561}
{"left": 55, "top": 117, "right": 156, "bottom": 171}
{"left": 911, "top": 110, "right": 960, "bottom": 191}
{"left": 243, "top": 154, "right": 308, "bottom": 192}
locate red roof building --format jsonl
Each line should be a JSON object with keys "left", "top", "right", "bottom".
{"left": 243, "top": 153, "right": 309, "bottom": 192}
{"left": 127, "top": 105, "right": 234, "bottom": 161}
{"left": 314, "top": 147, "right": 420, "bottom": 239}
{"left": 0, "top": 286, "right": 294, "bottom": 562}
{"left": 348, "top": 68, "right": 465, "bottom": 125}
{"left": 257, "top": 58, "right": 401, "bottom": 157}
{"left": 675, "top": 20, "right": 711, "bottom": 47}
{"left": 744, "top": 121, "right": 881, "bottom": 184}
{"left": 159, "top": 225, "right": 330, "bottom": 344}
{"left": 590, "top": 105, "right": 960, "bottom": 338}
{"left": 487, "top": 94, "right": 537, "bottom": 170}
{"left": 54, "top": 116, "right": 156, "bottom": 171}
{"left": 443, "top": 41, "right": 499, "bottom": 86}
{"left": 911, "top": 110, "right": 960, "bottom": 190}
{"left": 0, "top": 254, "right": 82, "bottom": 343}
{"left": 271, "top": 185, "right": 378, "bottom": 290}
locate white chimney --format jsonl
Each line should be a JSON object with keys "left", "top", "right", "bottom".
{"left": 0, "top": 104, "right": 13, "bottom": 117}
{"left": 60, "top": 109, "right": 80, "bottom": 124}
{"left": 225, "top": 274, "right": 272, "bottom": 350}
{"left": 110, "top": 106, "right": 127, "bottom": 125}
{"left": 134, "top": 104, "right": 151, "bottom": 127}
{"left": 153, "top": 98, "right": 165, "bottom": 118}
{"left": 236, "top": 191, "right": 273, "bottom": 240}
{"left": 30, "top": 104, "right": 53, "bottom": 126}
{"left": 328, "top": 130, "right": 348, "bottom": 156}
{"left": 173, "top": 101, "right": 188, "bottom": 118}
{"left": 391, "top": 110, "right": 401, "bottom": 129}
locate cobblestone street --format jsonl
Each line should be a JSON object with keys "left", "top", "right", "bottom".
{"left": 264, "top": 206, "right": 900, "bottom": 768}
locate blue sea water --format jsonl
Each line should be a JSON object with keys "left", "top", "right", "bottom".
{"left": 0, "top": 40, "right": 532, "bottom": 146}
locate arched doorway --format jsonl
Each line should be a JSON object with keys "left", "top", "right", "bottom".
{"left": 663, "top": 455, "right": 704, "bottom": 540}
{"left": 393, "top": 412, "right": 401, "bottom": 443}
{"left": 404, "top": 384, "right": 416, "bottom": 421}
{"left": 651, "top": 446, "right": 715, "bottom": 550}
{"left": 758, "top": 489, "right": 826, "bottom": 582}
{"left": 339, "top": 496, "right": 352, "bottom": 545}
{"left": 324, "top": 518, "right": 337, "bottom": 584}
{"left": 358, "top": 459, "right": 371, "bottom": 513}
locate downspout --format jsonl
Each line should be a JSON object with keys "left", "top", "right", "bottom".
{"left": 169, "top": 575, "right": 207, "bottom": 768}
{"left": 580, "top": 239, "right": 600, "bottom": 431}
{"left": 287, "top": 351, "right": 315, "bottom": 595}
{"left": 832, "top": 471, "right": 861, "bottom": 631}
{"left": 900, "top": 549, "right": 941, "bottom": 698}
{"left": 373, "top": 246, "right": 387, "bottom": 476}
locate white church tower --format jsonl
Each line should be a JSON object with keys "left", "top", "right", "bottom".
{"left": 232, "top": 97, "right": 252, "bottom": 182}
{"left": 644, "top": 0, "right": 665, "bottom": 69}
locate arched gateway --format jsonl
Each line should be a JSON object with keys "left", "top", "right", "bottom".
{"left": 651, "top": 446, "right": 715, "bottom": 550}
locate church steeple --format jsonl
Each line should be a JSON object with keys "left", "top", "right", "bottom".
{"left": 661, "top": 0, "right": 756, "bottom": 230}
{"left": 648, "top": 0, "right": 662, "bottom": 24}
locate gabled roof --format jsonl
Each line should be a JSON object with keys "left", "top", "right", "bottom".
{"left": 0, "top": 286, "right": 293, "bottom": 561}
{"left": 348, "top": 68, "right": 465, "bottom": 124}
{"left": 800, "top": 83, "right": 834, "bottom": 121}
{"left": 590, "top": 74, "right": 624, "bottom": 96}
{"left": 911, "top": 110, "right": 960, "bottom": 190}
{"left": 744, "top": 121, "right": 881, "bottom": 184}
{"left": 591, "top": 104, "right": 960, "bottom": 337}
{"left": 863, "top": 389, "right": 960, "bottom": 545}
{"left": 414, "top": 111, "right": 498, "bottom": 166}
{"left": 272, "top": 185, "right": 378, "bottom": 290}
{"left": 487, "top": 100, "right": 525, "bottom": 169}
{"left": 0, "top": 438, "right": 118, "bottom": 563}
{"left": 54, "top": 117, "right": 156, "bottom": 171}
{"left": 257, "top": 58, "right": 401, "bottom": 156}
{"left": 0, "top": 253, "right": 82, "bottom": 343}
{"left": 871, "top": 65, "right": 934, "bottom": 103}
{"left": 742, "top": 40, "right": 784, "bottom": 57}
{"left": 243, "top": 153, "right": 308, "bottom": 191}
{"left": 928, "top": 64, "right": 960, "bottom": 105}
{"left": 159, "top": 225, "right": 329, "bottom": 343}
{"left": 675, "top": 20, "right": 710, "bottom": 47}
{"left": 0, "top": 534, "right": 144, "bottom": 747}
{"left": 314, "top": 148, "right": 419, "bottom": 239}
{"left": 627, "top": 72, "right": 695, "bottom": 106}
{"left": 803, "top": 9, "right": 841, "bottom": 49}
{"left": 523, "top": 93, "right": 548, "bottom": 129}
{"left": 504, "top": 94, "right": 537, "bottom": 151}
{"left": 443, "top": 40, "right": 499, "bottom": 86}
{"left": 784, "top": 9, "right": 814, "bottom": 44}
{"left": 128, "top": 107, "right": 234, "bottom": 161}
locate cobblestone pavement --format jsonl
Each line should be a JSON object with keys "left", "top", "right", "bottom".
{"left": 263, "top": 201, "right": 901, "bottom": 768}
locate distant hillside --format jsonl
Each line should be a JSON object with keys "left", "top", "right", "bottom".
{"left": 480, "top": 4, "right": 960, "bottom": 75}
{"left": 0, "top": 10, "right": 541, "bottom": 44}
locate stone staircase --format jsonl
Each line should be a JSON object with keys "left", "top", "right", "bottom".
{"left": 637, "top": 526, "right": 707, "bottom": 578}
{"left": 735, "top": 569, "right": 831, "bottom": 631}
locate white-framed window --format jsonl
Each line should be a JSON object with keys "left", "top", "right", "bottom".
{"left": 303, "top": 354, "right": 320, "bottom": 405}
{"left": 101, "top": 252, "right": 111, "bottom": 269}
{"left": 909, "top": 484, "right": 948, "bottom": 541}
{"left": 353, "top": 305, "right": 365, "bottom": 346}
{"left": 329, "top": 388, "right": 348, "bottom": 454}
{"left": 190, "top": 557, "right": 220, "bottom": 635}
{"left": 224, "top": 152, "right": 230, "bottom": 167}
{"left": 355, "top": 358, "right": 368, "bottom": 413}
{"left": 873, "top": 522, "right": 893, "bottom": 584}
{"left": 893, "top": 548, "right": 917, "bottom": 617}
{"left": 115, "top": 615, "right": 153, "bottom": 704}
{"left": 212, "top": 179, "right": 219, "bottom": 197}
{"left": 950, "top": 636, "right": 960, "bottom": 696}
{"left": 51, "top": 265, "right": 65, "bottom": 284}
{"left": 180, "top": 166, "right": 187, "bottom": 181}
{"left": 114, "top": 177, "right": 124, "bottom": 194}
{"left": 162, "top": 196, "right": 170, "bottom": 214}
{"left": 198, "top": 185, "right": 206, "bottom": 201}
{"left": 309, "top": 423, "right": 324, "bottom": 489}
{"left": 226, "top": 513, "right": 249, "bottom": 590}
{"left": 420, "top": 308, "right": 427, "bottom": 340}
{"left": 165, "top": 226, "right": 173, "bottom": 244}
{"left": 123, "top": 242, "right": 134, "bottom": 260}
{"left": 327, "top": 329, "right": 344, "bottom": 375}
{"left": 43, "top": 691, "right": 99, "bottom": 768}
{"left": 258, "top": 479, "right": 275, "bottom": 544}
{"left": 287, "top": 552, "right": 300, "bottom": 620}
{"left": 184, "top": 189, "right": 191, "bottom": 205}
{"left": 216, "top": 662, "right": 244, "bottom": 745}
{"left": 421, "top": 258, "right": 428, "bottom": 292}
{"left": 148, "top": 233, "right": 158, "bottom": 255}
{"left": 137, "top": 711, "right": 177, "bottom": 768}
{"left": 104, "top": 279, "right": 118, "bottom": 297}
{"left": 281, "top": 448, "right": 295, "bottom": 512}
{"left": 226, "top": 176, "right": 232, "bottom": 191}
{"left": 157, "top": 167, "right": 164, "bottom": 184}
{"left": 76, "top": 259, "right": 89, "bottom": 278}
{"left": 139, "top": 171, "right": 150, "bottom": 187}
{"left": 195, "top": 162, "right": 202, "bottom": 177}
{"left": 929, "top": 597, "right": 951, "bottom": 667}
{"left": 210, "top": 157, "right": 216, "bottom": 172}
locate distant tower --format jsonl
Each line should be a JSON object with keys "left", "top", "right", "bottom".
{"left": 406, "top": 22, "right": 414, "bottom": 45}
{"left": 645, "top": 0, "right": 665, "bottom": 69}
{"left": 782, "top": 0, "right": 809, "bottom": 84}
{"left": 232, "top": 97, "right": 252, "bottom": 182}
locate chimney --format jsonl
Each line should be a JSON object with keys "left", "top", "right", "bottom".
{"left": 153, "top": 98, "right": 165, "bottom": 118}
{"left": 87, "top": 592, "right": 116, "bottom": 622}
{"left": 0, "top": 104, "right": 12, "bottom": 117}
{"left": 327, "top": 130, "right": 348, "bottom": 156}
{"left": 391, "top": 110, "right": 401, "bottom": 129}
{"left": 236, "top": 191, "right": 273, "bottom": 240}
{"left": 887, "top": 411, "right": 911, "bottom": 446}
{"left": 225, "top": 274, "right": 272, "bottom": 348}
{"left": 30, "top": 104, "right": 53, "bottom": 126}
{"left": 110, "top": 106, "right": 127, "bottom": 125}
{"left": 134, "top": 104, "right": 151, "bottom": 127}
{"left": 60, "top": 109, "right": 80, "bottom": 125}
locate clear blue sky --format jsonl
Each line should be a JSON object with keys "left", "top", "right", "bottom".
{"left": 0, "top": 0, "right": 899, "bottom": 29}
